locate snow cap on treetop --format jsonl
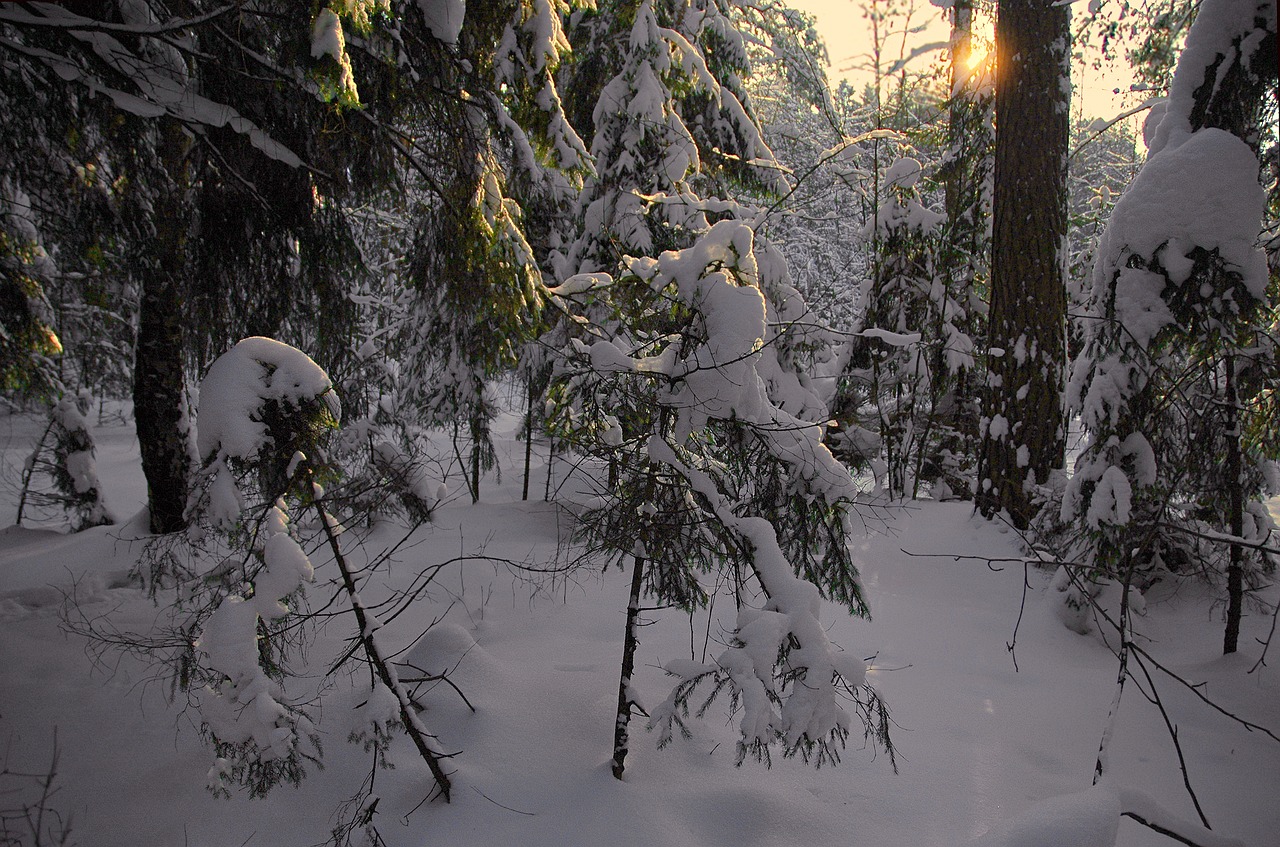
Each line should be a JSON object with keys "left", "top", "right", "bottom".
{"left": 196, "top": 337, "right": 339, "bottom": 462}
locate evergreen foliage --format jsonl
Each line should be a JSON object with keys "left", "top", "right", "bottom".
{"left": 1060, "top": 0, "right": 1278, "bottom": 649}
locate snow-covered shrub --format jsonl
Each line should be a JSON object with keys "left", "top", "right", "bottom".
{"left": 181, "top": 337, "right": 340, "bottom": 797}
{"left": 551, "top": 220, "right": 892, "bottom": 770}
{"left": 49, "top": 390, "right": 111, "bottom": 530}
{"left": 832, "top": 155, "right": 974, "bottom": 499}
{"left": 188, "top": 337, "right": 340, "bottom": 528}
{"left": 15, "top": 390, "right": 112, "bottom": 531}
{"left": 1061, "top": 2, "right": 1278, "bottom": 645}
{"left": 126, "top": 336, "right": 458, "bottom": 811}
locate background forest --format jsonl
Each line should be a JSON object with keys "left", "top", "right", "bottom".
{"left": 1, "top": 1, "right": 1278, "bottom": 846}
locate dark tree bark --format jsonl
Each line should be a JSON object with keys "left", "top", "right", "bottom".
{"left": 977, "top": 0, "right": 1070, "bottom": 528}
{"left": 611, "top": 553, "right": 647, "bottom": 779}
{"left": 522, "top": 373, "right": 535, "bottom": 501}
{"left": 1223, "top": 356, "right": 1244, "bottom": 654}
{"left": 133, "top": 119, "right": 192, "bottom": 534}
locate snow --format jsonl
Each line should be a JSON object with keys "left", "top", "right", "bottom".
{"left": 195, "top": 337, "right": 339, "bottom": 462}
{"left": 1111, "top": 267, "right": 1175, "bottom": 349}
{"left": 1099, "top": 128, "right": 1267, "bottom": 304}
{"left": 859, "top": 327, "right": 922, "bottom": 347}
{"left": 883, "top": 157, "right": 923, "bottom": 189}
{"left": 1085, "top": 465, "right": 1133, "bottom": 528}
{"left": 1147, "top": 0, "right": 1275, "bottom": 157}
{"left": 310, "top": 9, "right": 344, "bottom": 61}
{"left": 419, "top": 0, "right": 465, "bottom": 45}
{"left": 964, "top": 781, "right": 1121, "bottom": 847}
{"left": 2, "top": 406, "right": 1279, "bottom": 846}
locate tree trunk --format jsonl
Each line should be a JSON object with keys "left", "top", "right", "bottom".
{"left": 133, "top": 120, "right": 192, "bottom": 535}
{"left": 522, "top": 372, "right": 534, "bottom": 501}
{"left": 1224, "top": 355, "right": 1244, "bottom": 654}
{"left": 977, "top": 0, "right": 1070, "bottom": 528}
{"left": 469, "top": 413, "right": 481, "bottom": 504}
{"left": 611, "top": 553, "right": 647, "bottom": 779}
{"left": 544, "top": 435, "right": 555, "bottom": 501}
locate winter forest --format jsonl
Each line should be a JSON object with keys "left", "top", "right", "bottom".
{"left": 1, "top": 0, "right": 1277, "bottom": 845}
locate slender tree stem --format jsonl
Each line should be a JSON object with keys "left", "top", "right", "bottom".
{"left": 1223, "top": 355, "right": 1243, "bottom": 654}
{"left": 612, "top": 553, "right": 647, "bottom": 780}
{"left": 312, "top": 491, "right": 453, "bottom": 802}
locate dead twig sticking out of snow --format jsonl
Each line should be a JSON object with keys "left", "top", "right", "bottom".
{"left": 311, "top": 478, "right": 454, "bottom": 804}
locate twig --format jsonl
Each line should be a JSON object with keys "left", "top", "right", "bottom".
{"left": 1129, "top": 649, "right": 1212, "bottom": 829}
{"left": 14, "top": 415, "right": 56, "bottom": 526}
{"left": 1129, "top": 642, "right": 1280, "bottom": 745}
{"left": 1006, "top": 558, "right": 1031, "bottom": 672}
{"left": 469, "top": 785, "right": 535, "bottom": 816}
{"left": 1249, "top": 596, "right": 1279, "bottom": 673}
{"left": 311, "top": 487, "right": 453, "bottom": 802}
{"left": 1120, "top": 811, "right": 1239, "bottom": 847}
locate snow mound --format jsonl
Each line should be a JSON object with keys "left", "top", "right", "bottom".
{"left": 964, "top": 783, "right": 1121, "bottom": 847}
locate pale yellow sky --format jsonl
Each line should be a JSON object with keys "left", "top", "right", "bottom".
{"left": 785, "top": 0, "right": 1139, "bottom": 120}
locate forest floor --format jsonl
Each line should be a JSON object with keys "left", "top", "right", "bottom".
{"left": 1, "top": 404, "right": 1278, "bottom": 847}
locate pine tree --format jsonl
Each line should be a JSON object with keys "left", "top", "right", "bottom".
{"left": 548, "top": 0, "right": 891, "bottom": 778}
{"left": 845, "top": 155, "right": 949, "bottom": 499}
{"left": 976, "top": 0, "right": 1071, "bottom": 528}
{"left": 1, "top": 2, "right": 570, "bottom": 521}
{"left": 551, "top": 222, "right": 892, "bottom": 776}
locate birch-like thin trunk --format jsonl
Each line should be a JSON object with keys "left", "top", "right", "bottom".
{"left": 1095, "top": 563, "right": 1134, "bottom": 783}
{"left": 314, "top": 492, "right": 453, "bottom": 801}
{"left": 1224, "top": 355, "right": 1244, "bottom": 654}
{"left": 469, "top": 415, "right": 482, "bottom": 504}
{"left": 611, "top": 553, "right": 646, "bottom": 779}
{"left": 522, "top": 375, "right": 534, "bottom": 501}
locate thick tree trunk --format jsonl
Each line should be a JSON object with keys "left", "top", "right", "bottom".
{"left": 134, "top": 120, "right": 192, "bottom": 534}
{"left": 977, "top": 0, "right": 1070, "bottom": 527}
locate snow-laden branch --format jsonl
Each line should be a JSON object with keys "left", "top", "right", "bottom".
{"left": 0, "top": 3, "right": 236, "bottom": 36}
{"left": 646, "top": 437, "right": 868, "bottom": 755}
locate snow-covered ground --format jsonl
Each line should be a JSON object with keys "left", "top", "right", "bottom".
{"left": 1, "top": 406, "right": 1277, "bottom": 846}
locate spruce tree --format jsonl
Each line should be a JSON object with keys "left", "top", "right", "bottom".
{"left": 1063, "top": 0, "right": 1278, "bottom": 650}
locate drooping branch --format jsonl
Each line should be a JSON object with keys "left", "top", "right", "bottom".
{"left": 0, "top": 4, "right": 236, "bottom": 36}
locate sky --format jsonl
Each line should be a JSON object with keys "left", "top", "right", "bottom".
{"left": 785, "top": 0, "right": 1140, "bottom": 120}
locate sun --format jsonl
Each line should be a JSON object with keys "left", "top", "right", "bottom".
{"left": 966, "top": 45, "right": 990, "bottom": 70}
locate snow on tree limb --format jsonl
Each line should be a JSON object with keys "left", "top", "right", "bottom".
{"left": 554, "top": 218, "right": 881, "bottom": 763}
{"left": 645, "top": 436, "right": 867, "bottom": 755}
